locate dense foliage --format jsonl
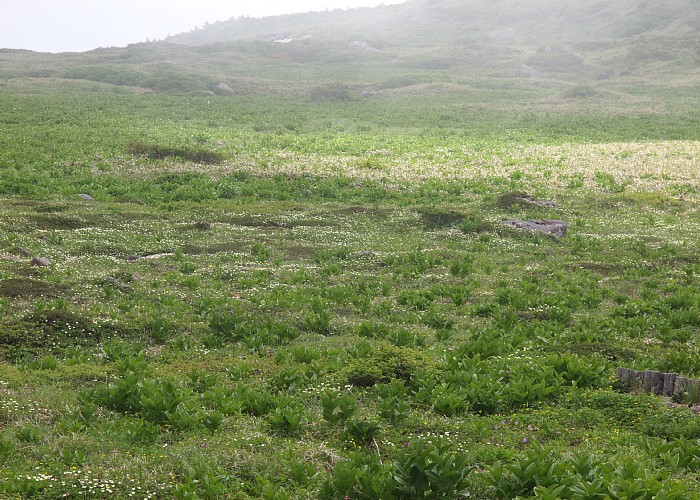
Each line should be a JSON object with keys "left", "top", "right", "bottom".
{"left": 1, "top": 4, "right": 699, "bottom": 493}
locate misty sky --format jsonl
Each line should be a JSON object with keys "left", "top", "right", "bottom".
{"left": 1, "top": 0, "right": 407, "bottom": 53}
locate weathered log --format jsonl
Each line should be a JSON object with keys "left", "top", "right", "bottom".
{"left": 663, "top": 373, "right": 678, "bottom": 396}
{"left": 650, "top": 371, "right": 665, "bottom": 395}
{"left": 617, "top": 367, "right": 635, "bottom": 383}
{"left": 618, "top": 367, "right": 700, "bottom": 399}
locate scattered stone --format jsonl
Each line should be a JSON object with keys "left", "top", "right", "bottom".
{"left": 78, "top": 193, "right": 95, "bottom": 202}
{"left": 214, "top": 82, "right": 234, "bottom": 96}
{"left": 502, "top": 219, "right": 568, "bottom": 237}
{"left": 31, "top": 256, "right": 52, "bottom": 267}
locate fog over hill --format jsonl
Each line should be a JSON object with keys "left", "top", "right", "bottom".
{"left": 1, "top": 0, "right": 698, "bottom": 96}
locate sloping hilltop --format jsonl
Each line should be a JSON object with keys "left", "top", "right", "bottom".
{"left": 1, "top": 0, "right": 699, "bottom": 96}
{"left": 1, "top": 1, "right": 700, "bottom": 498}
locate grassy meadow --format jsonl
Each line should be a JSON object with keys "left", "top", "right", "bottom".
{"left": 1, "top": 72, "right": 700, "bottom": 499}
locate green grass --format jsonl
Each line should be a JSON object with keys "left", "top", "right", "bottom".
{"left": 1, "top": 73, "right": 699, "bottom": 498}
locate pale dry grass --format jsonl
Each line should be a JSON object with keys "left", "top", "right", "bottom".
{"left": 103, "top": 140, "right": 700, "bottom": 198}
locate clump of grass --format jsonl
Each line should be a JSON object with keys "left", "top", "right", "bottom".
{"left": 126, "top": 140, "right": 224, "bottom": 164}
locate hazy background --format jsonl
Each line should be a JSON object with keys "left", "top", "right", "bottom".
{"left": 0, "top": 0, "right": 407, "bottom": 53}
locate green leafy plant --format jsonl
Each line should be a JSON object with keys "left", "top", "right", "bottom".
{"left": 321, "top": 389, "right": 357, "bottom": 424}
{"left": 16, "top": 426, "right": 42, "bottom": 443}
{"left": 269, "top": 396, "right": 308, "bottom": 436}
{"left": 391, "top": 438, "right": 473, "bottom": 498}
{"left": 346, "top": 420, "right": 382, "bottom": 447}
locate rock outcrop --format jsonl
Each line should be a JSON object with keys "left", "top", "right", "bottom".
{"left": 502, "top": 219, "right": 568, "bottom": 237}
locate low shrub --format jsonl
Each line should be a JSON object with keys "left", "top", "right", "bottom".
{"left": 342, "top": 342, "right": 430, "bottom": 387}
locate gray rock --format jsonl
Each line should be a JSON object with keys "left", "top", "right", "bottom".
{"left": 214, "top": 82, "right": 234, "bottom": 96}
{"left": 502, "top": 219, "right": 568, "bottom": 237}
{"left": 32, "top": 256, "right": 52, "bottom": 267}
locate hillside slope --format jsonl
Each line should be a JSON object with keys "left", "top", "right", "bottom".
{"left": 0, "top": 0, "right": 698, "bottom": 96}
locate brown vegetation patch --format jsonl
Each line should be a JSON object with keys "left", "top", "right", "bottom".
{"left": 29, "top": 214, "right": 90, "bottom": 230}
{"left": 284, "top": 244, "right": 317, "bottom": 260}
{"left": 418, "top": 207, "right": 466, "bottom": 229}
{"left": 0, "top": 278, "right": 67, "bottom": 298}
{"left": 331, "top": 206, "right": 388, "bottom": 217}
{"left": 569, "top": 262, "right": 629, "bottom": 276}
{"left": 33, "top": 203, "right": 70, "bottom": 213}
{"left": 126, "top": 140, "right": 225, "bottom": 165}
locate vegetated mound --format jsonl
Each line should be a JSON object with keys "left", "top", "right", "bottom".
{"left": 167, "top": 0, "right": 699, "bottom": 47}
{"left": 0, "top": 309, "right": 131, "bottom": 361}
{"left": 2, "top": 0, "right": 698, "bottom": 94}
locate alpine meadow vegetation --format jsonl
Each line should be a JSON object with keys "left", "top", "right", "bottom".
{"left": 1, "top": 0, "right": 700, "bottom": 497}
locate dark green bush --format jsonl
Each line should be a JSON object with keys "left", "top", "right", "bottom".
{"left": 343, "top": 342, "right": 430, "bottom": 387}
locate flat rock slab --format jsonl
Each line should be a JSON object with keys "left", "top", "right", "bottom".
{"left": 502, "top": 219, "right": 568, "bottom": 237}
{"left": 31, "top": 256, "right": 52, "bottom": 267}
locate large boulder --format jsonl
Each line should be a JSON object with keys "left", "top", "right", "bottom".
{"left": 214, "top": 82, "right": 234, "bottom": 96}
